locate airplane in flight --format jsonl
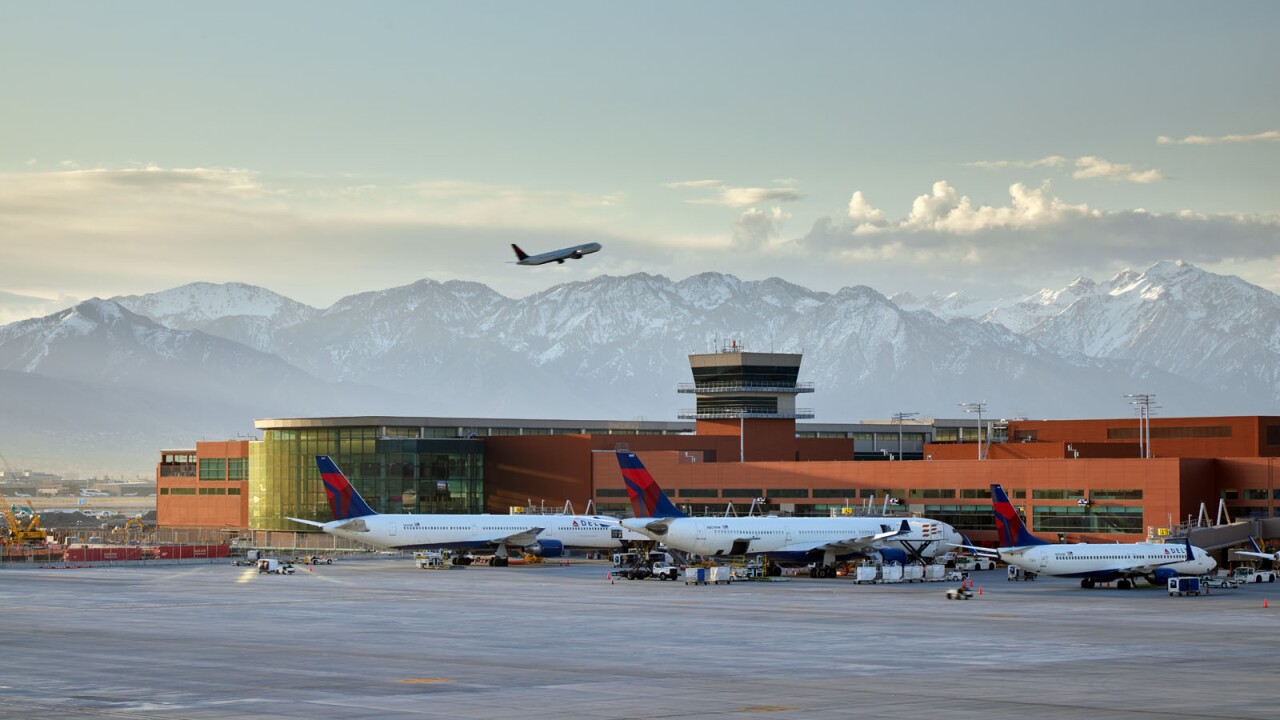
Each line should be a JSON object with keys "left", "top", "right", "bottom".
{"left": 287, "top": 456, "right": 646, "bottom": 564}
{"left": 511, "top": 242, "right": 601, "bottom": 265}
{"left": 615, "top": 451, "right": 962, "bottom": 577}
{"left": 952, "top": 483, "right": 1216, "bottom": 589}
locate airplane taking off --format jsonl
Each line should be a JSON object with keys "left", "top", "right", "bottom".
{"left": 953, "top": 484, "right": 1216, "bottom": 589}
{"left": 616, "top": 451, "right": 961, "bottom": 577}
{"left": 511, "top": 242, "right": 601, "bottom": 265}
{"left": 287, "top": 456, "right": 645, "bottom": 563}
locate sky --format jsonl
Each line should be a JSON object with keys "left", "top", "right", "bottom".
{"left": 2, "top": 2, "right": 1279, "bottom": 323}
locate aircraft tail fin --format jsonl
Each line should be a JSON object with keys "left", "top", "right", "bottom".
{"left": 616, "top": 451, "right": 687, "bottom": 519}
{"left": 511, "top": 244, "right": 529, "bottom": 261}
{"left": 316, "top": 456, "right": 378, "bottom": 520}
{"left": 991, "top": 483, "right": 1049, "bottom": 548}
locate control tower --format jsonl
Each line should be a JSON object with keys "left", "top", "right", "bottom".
{"left": 678, "top": 342, "right": 813, "bottom": 461}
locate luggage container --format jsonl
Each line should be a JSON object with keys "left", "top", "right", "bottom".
{"left": 903, "top": 564, "right": 925, "bottom": 582}
{"left": 684, "top": 567, "right": 708, "bottom": 585}
{"left": 855, "top": 565, "right": 879, "bottom": 584}
{"left": 924, "top": 564, "right": 947, "bottom": 582}
{"left": 708, "top": 566, "right": 733, "bottom": 584}
{"left": 1168, "top": 576, "right": 1202, "bottom": 596}
{"left": 879, "top": 564, "right": 904, "bottom": 583}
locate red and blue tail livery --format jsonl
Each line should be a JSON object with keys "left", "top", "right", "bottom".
{"left": 617, "top": 452, "right": 687, "bottom": 519}
{"left": 317, "top": 456, "right": 377, "bottom": 520}
{"left": 991, "top": 483, "right": 1048, "bottom": 547}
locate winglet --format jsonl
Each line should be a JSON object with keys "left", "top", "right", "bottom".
{"left": 1249, "top": 536, "right": 1263, "bottom": 553}
{"left": 511, "top": 244, "right": 529, "bottom": 261}
{"left": 616, "top": 451, "right": 687, "bottom": 519}
{"left": 991, "top": 484, "right": 1049, "bottom": 548}
{"left": 1184, "top": 536, "right": 1195, "bottom": 563}
{"left": 897, "top": 518, "right": 910, "bottom": 536}
{"left": 316, "top": 456, "right": 378, "bottom": 520}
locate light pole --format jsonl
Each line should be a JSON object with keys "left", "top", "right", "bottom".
{"left": 1125, "top": 394, "right": 1157, "bottom": 458}
{"left": 959, "top": 401, "right": 987, "bottom": 460}
{"left": 892, "top": 411, "right": 918, "bottom": 461}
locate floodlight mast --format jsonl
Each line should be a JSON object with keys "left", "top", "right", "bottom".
{"left": 892, "top": 411, "right": 918, "bottom": 461}
{"left": 1125, "top": 394, "right": 1157, "bottom": 458}
{"left": 959, "top": 401, "right": 987, "bottom": 460}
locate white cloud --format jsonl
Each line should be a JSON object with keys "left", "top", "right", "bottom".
{"left": 1072, "top": 156, "right": 1165, "bottom": 184}
{"left": 733, "top": 207, "right": 790, "bottom": 249}
{"left": 791, "top": 179, "right": 1280, "bottom": 293}
{"left": 846, "top": 191, "right": 886, "bottom": 228}
{"left": 967, "top": 156, "right": 1067, "bottom": 170}
{"left": 969, "top": 155, "right": 1163, "bottom": 183}
{"left": 663, "top": 179, "right": 723, "bottom": 189}
{"left": 666, "top": 179, "right": 803, "bottom": 207}
{"left": 1158, "top": 130, "right": 1280, "bottom": 145}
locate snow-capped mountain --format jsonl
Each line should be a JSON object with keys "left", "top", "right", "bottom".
{"left": 1, "top": 260, "right": 1274, "bottom": 474}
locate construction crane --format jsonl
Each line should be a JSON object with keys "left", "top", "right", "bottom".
{"left": 1, "top": 490, "right": 47, "bottom": 545}
{"left": 0, "top": 449, "right": 48, "bottom": 546}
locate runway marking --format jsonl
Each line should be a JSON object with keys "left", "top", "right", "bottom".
{"left": 399, "top": 678, "right": 453, "bottom": 684}
{"left": 738, "top": 706, "right": 800, "bottom": 712}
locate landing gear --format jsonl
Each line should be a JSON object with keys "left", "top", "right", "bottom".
{"left": 492, "top": 556, "right": 509, "bottom": 567}
{"left": 810, "top": 565, "right": 836, "bottom": 578}
{"left": 1117, "top": 579, "right": 1132, "bottom": 590}
{"left": 1081, "top": 578, "right": 1095, "bottom": 589}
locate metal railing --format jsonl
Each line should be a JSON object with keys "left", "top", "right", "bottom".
{"left": 678, "top": 409, "right": 815, "bottom": 420}
{"left": 677, "top": 381, "right": 814, "bottom": 394}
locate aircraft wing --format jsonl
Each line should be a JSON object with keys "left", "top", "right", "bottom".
{"left": 782, "top": 519, "right": 911, "bottom": 554}
{"left": 1235, "top": 551, "right": 1279, "bottom": 562}
{"left": 945, "top": 542, "right": 1001, "bottom": 558}
{"left": 490, "top": 527, "right": 544, "bottom": 547}
{"left": 287, "top": 517, "right": 326, "bottom": 528}
{"left": 1100, "top": 538, "right": 1198, "bottom": 577}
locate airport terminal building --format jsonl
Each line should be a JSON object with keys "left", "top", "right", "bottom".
{"left": 156, "top": 349, "right": 1280, "bottom": 547}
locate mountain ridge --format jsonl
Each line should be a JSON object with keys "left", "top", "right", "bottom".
{"left": 0, "top": 260, "right": 1274, "bottom": 475}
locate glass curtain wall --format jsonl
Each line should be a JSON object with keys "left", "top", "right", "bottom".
{"left": 249, "top": 427, "right": 485, "bottom": 530}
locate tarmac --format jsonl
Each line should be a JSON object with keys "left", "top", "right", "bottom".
{"left": 1, "top": 557, "right": 1277, "bottom": 719}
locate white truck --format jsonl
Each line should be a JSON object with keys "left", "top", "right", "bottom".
{"left": 649, "top": 561, "right": 681, "bottom": 581}
{"left": 256, "top": 558, "right": 295, "bottom": 574}
{"left": 956, "top": 556, "right": 998, "bottom": 571}
{"left": 1232, "top": 566, "right": 1277, "bottom": 583}
{"left": 231, "top": 549, "right": 260, "bottom": 566}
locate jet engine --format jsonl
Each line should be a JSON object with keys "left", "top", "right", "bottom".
{"left": 524, "top": 539, "right": 564, "bottom": 558}
{"left": 873, "top": 547, "right": 909, "bottom": 565}
{"left": 1147, "top": 567, "right": 1180, "bottom": 585}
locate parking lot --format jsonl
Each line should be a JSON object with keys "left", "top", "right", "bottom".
{"left": 1, "top": 558, "right": 1276, "bottom": 719}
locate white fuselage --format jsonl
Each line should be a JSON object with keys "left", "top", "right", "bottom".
{"left": 517, "top": 242, "right": 602, "bottom": 265}
{"left": 1000, "top": 542, "right": 1216, "bottom": 580}
{"left": 622, "top": 515, "right": 960, "bottom": 563}
{"left": 323, "top": 513, "right": 645, "bottom": 551}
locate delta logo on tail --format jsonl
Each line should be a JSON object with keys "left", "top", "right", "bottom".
{"left": 317, "top": 455, "right": 377, "bottom": 520}
{"left": 990, "top": 484, "right": 1048, "bottom": 547}
{"left": 616, "top": 452, "right": 686, "bottom": 518}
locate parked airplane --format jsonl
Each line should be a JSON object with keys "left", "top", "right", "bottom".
{"left": 954, "top": 483, "right": 1216, "bottom": 588}
{"left": 615, "top": 451, "right": 962, "bottom": 577}
{"left": 79, "top": 489, "right": 109, "bottom": 497}
{"left": 1236, "top": 537, "right": 1280, "bottom": 563}
{"left": 287, "top": 456, "right": 645, "bottom": 564}
{"left": 511, "top": 242, "right": 601, "bottom": 266}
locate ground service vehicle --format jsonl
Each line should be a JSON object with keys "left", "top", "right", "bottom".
{"left": 956, "top": 556, "right": 997, "bottom": 571}
{"left": 1232, "top": 566, "right": 1277, "bottom": 583}
{"left": 945, "top": 586, "right": 973, "bottom": 600}
{"left": 1168, "top": 576, "right": 1202, "bottom": 596}
{"left": 232, "top": 550, "right": 261, "bottom": 566}
{"left": 256, "top": 559, "right": 294, "bottom": 574}
{"left": 650, "top": 561, "right": 681, "bottom": 580}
